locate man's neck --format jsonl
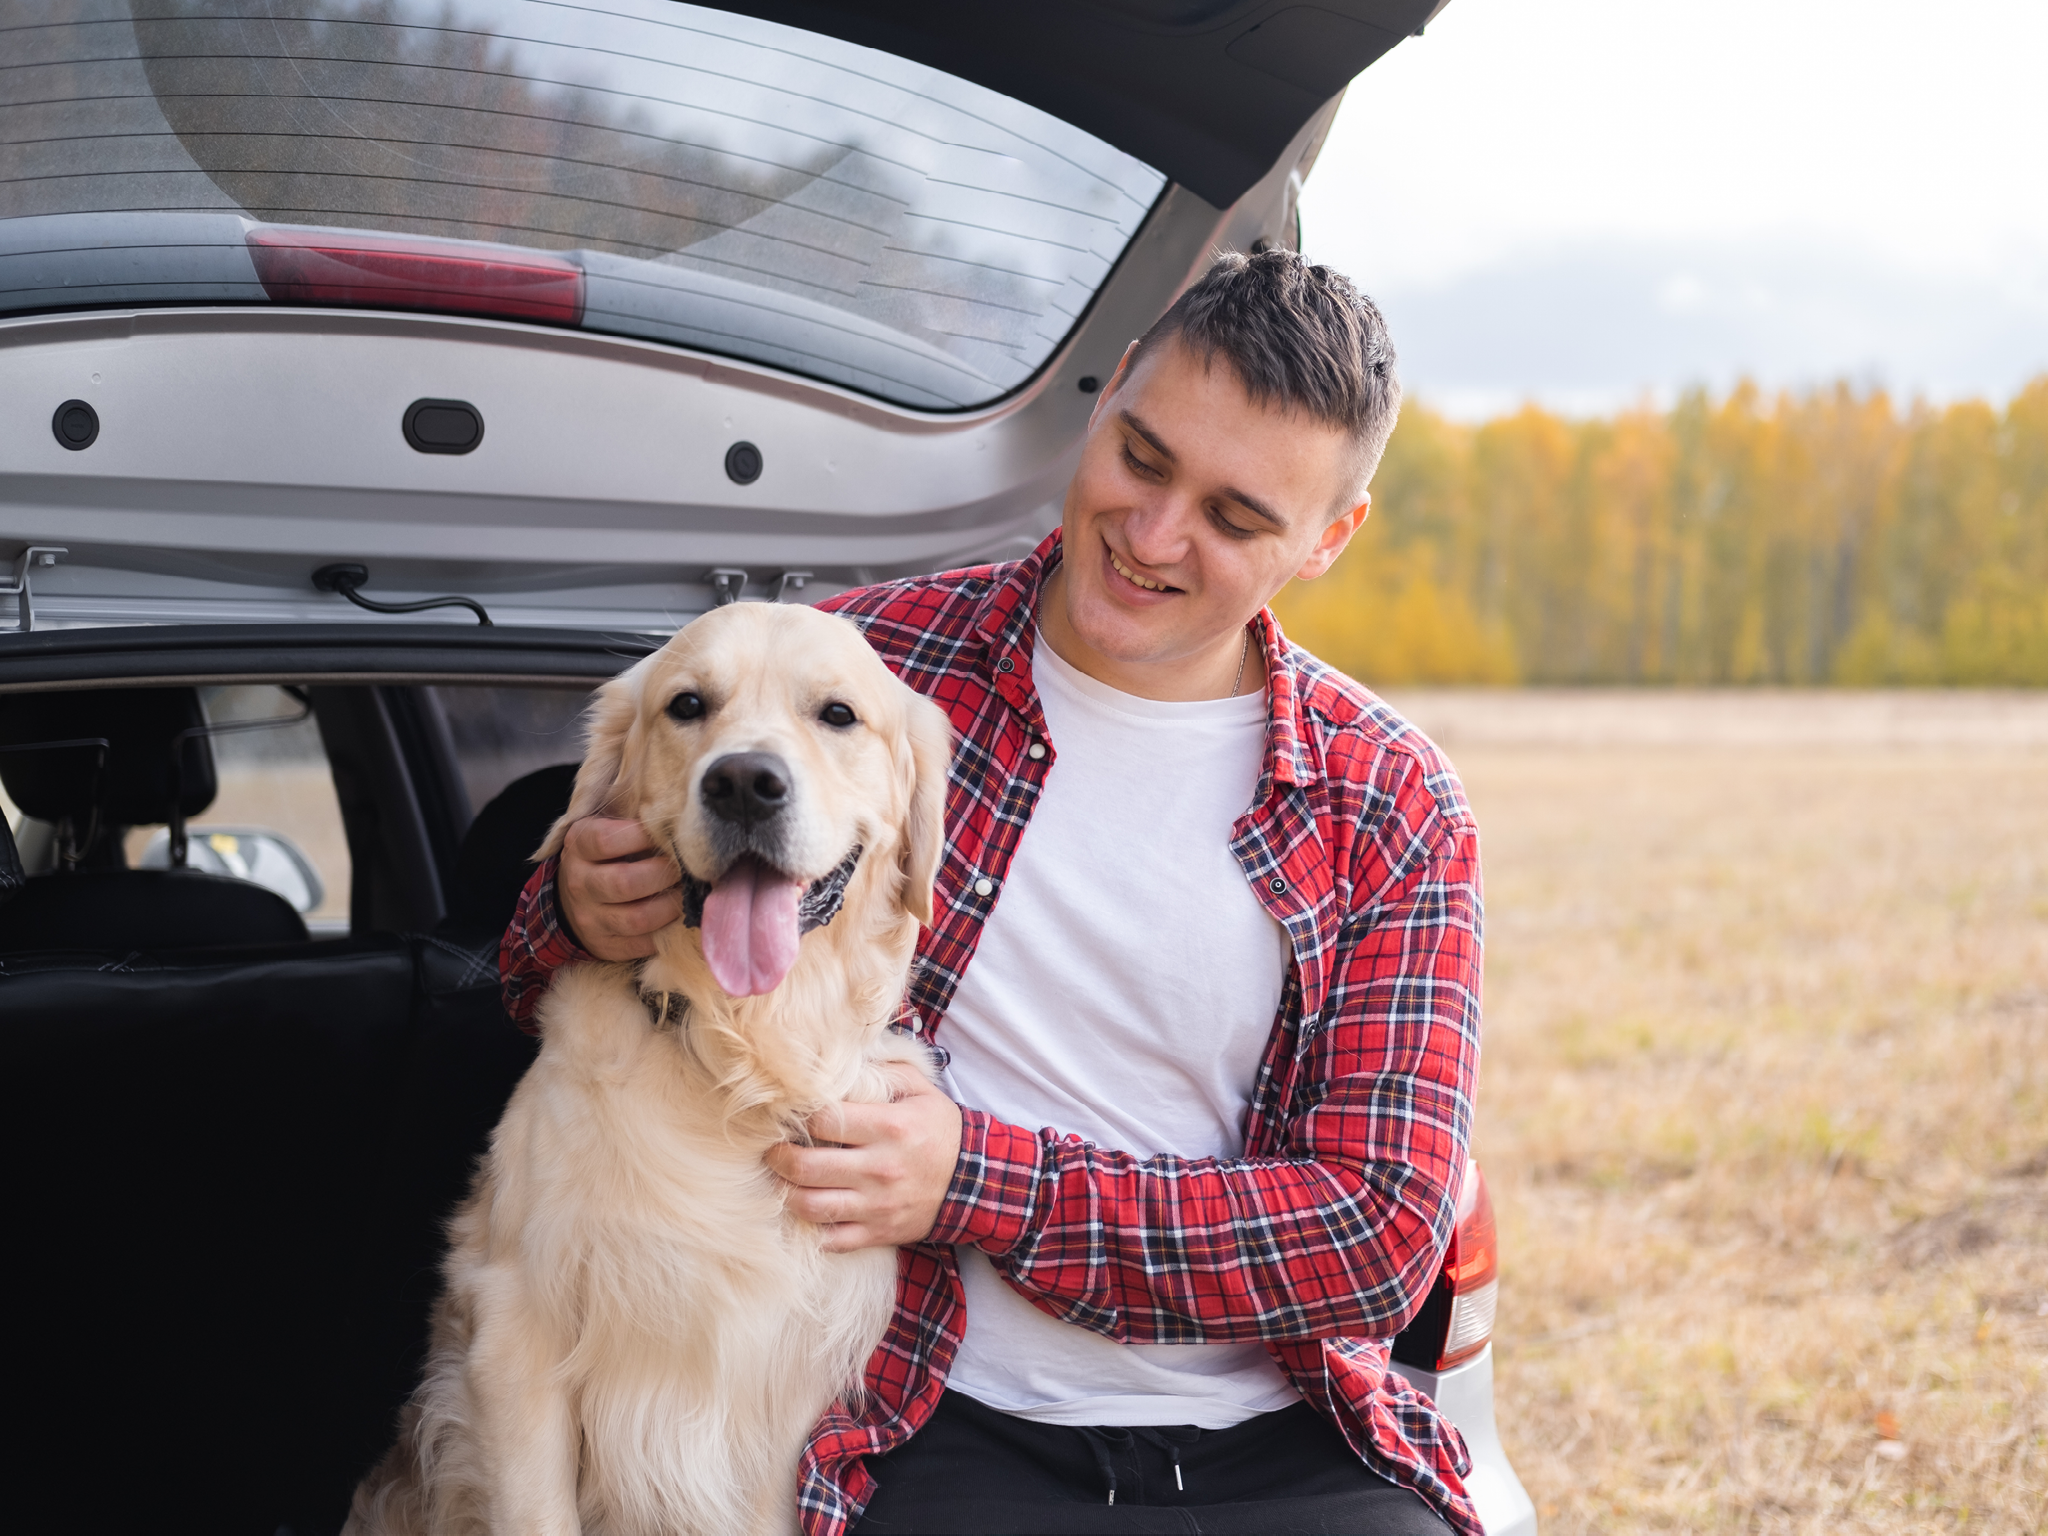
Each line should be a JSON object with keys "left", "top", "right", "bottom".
{"left": 1036, "top": 565, "right": 1266, "bottom": 703}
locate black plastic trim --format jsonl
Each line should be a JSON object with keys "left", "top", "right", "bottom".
{"left": 52, "top": 398, "right": 100, "bottom": 450}
{"left": 402, "top": 398, "right": 484, "bottom": 455}
{"left": 378, "top": 684, "right": 472, "bottom": 899}
{"left": 0, "top": 623, "right": 660, "bottom": 691}
{"left": 1389, "top": 1270, "right": 1454, "bottom": 1371}
{"left": 724, "top": 441, "right": 763, "bottom": 485}
{"left": 705, "top": 1, "right": 1435, "bottom": 209}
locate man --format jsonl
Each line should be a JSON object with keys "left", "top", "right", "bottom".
{"left": 500, "top": 249, "right": 1483, "bottom": 1536}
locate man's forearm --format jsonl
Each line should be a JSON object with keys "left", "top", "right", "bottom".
{"left": 929, "top": 821, "right": 1484, "bottom": 1348}
{"left": 929, "top": 1089, "right": 1466, "bottom": 1346}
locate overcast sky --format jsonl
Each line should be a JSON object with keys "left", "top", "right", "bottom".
{"left": 1298, "top": 0, "right": 2048, "bottom": 418}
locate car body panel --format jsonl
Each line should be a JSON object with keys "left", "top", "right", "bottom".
{"left": 1396, "top": 1348, "right": 1538, "bottom": 1536}
{"left": 1, "top": 128, "right": 1325, "bottom": 632}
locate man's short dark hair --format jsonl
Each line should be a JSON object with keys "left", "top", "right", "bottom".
{"left": 1133, "top": 248, "right": 1401, "bottom": 502}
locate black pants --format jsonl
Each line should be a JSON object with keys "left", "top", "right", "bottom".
{"left": 851, "top": 1391, "right": 1453, "bottom": 1535}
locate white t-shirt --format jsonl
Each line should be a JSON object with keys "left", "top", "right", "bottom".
{"left": 939, "top": 632, "right": 1299, "bottom": 1429}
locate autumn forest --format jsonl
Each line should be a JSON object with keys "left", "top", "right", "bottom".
{"left": 1276, "top": 375, "right": 2048, "bottom": 687}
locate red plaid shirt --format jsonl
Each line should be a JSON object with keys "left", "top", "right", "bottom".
{"left": 500, "top": 531, "right": 1484, "bottom": 1535}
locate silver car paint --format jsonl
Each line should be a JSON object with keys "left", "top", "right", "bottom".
{"left": 2, "top": 109, "right": 1328, "bottom": 635}
{"left": 1397, "top": 1348, "right": 1539, "bottom": 1536}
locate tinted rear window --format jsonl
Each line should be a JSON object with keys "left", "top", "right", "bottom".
{"left": 0, "top": 0, "right": 1166, "bottom": 409}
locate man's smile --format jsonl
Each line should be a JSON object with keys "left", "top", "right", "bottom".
{"left": 1107, "top": 545, "right": 1177, "bottom": 594}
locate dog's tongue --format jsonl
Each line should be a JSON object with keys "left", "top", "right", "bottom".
{"left": 700, "top": 856, "right": 805, "bottom": 997}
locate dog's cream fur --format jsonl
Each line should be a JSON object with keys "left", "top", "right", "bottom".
{"left": 346, "top": 603, "right": 952, "bottom": 1536}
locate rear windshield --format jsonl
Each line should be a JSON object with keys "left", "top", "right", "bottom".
{"left": 1, "top": 0, "right": 1166, "bottom": 409}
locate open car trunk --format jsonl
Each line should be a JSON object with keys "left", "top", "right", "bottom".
{"left": 1, "top": 0, "right": 1438, "bottom": 634}
{"left": 0, "top": 6, "right": 1544, "bottom": 1533}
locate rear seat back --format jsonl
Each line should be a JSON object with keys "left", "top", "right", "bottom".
{"left": 3, "top": 934, "right": 537, "bottom": 1535}
{"left": 0, "top": 685, "right": 310, "bottom": 950}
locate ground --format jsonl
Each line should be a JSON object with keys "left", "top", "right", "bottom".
{"left": 1385, "top": 689, "right": 2048, "bottom": 1534}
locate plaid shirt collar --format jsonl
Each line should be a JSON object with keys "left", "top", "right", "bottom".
{"left": 972, "top": 528, "right": 1317, "bottom": 787}
{"left": 961, "top": 529, "right": 1343, "bottom": 1040}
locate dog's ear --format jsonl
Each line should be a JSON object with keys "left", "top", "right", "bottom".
{"left": 896, "top": 690, "right": 952, "bottom": 927}
{"left": 534, "top": 654, "right": 653, "bottom": 862}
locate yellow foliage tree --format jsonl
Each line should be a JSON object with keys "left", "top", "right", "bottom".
{"left": 1275, "top": 376, "right": 2048, "bottom": 687}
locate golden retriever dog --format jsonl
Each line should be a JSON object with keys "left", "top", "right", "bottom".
{"left": 345, "top": 601, "right": 951, "bottom": 1536}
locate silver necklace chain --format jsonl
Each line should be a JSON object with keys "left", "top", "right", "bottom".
{"left": 1229, "top": 626, "right": 1250, "bottom": 697}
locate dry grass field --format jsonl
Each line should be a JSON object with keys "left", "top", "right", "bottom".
{"left": 1383, "top": 690, "right": 2048, "bottom": 1534}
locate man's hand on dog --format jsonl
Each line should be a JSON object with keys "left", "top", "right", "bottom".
{"left": 559, "top": 816, "right": 960, "bottom": 1246}
{"left": 559, "top": 816, "right": 683, "bottom": 961}
{"left": 768, "top": 1065, "right": 963, "bottom": 1251}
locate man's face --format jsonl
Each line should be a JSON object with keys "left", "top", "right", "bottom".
{"left": 1053, "top": 336, "right": 1365, "bottom": 682}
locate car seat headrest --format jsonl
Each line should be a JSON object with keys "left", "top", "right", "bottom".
{"left": 440, "top": 763, "right": 578, "bottom": 939}
{"left": 0, "top": 688, "right": 219, "bottom": 827}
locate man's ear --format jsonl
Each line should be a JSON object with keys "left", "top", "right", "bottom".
{"left": 895, "top": 690, "right": 953, "bottom": 928}
{"left": 1294, "top": 493, "right": 1370, "bottom": 583}
{"left": 534, "top": 654, "right": 653, "bottom": 861}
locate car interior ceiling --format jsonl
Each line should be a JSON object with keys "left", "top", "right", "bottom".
{"left": 0, "top": 679, "right": 573, "bottom": 1534}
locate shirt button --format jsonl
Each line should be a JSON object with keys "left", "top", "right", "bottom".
{"left": 973, "top": 877, "right": 995, "bottom": 897}
{"left": 997, "top": 656, "right": 1015, "bottom": 673}
{"left": 1268, "top": 875, "right": 1288, "bottom": 895}
{"left": 1027, "top": 741, "right": 1046, "bottom": 760}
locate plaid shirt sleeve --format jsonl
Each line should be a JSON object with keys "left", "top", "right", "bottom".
{"left": 499, "top": 855, "right": 591, "bottom": 1032}
{"left": 927, "top": 755, "right": 1482, "bottom": 1346}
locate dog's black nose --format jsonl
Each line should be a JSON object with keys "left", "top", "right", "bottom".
{"left": 701, "top": 752, "right": 791, "bottom": 826}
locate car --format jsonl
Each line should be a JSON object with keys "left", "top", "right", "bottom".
{"left": 0, "top": 2, "right": 1535, "bottom": 1532}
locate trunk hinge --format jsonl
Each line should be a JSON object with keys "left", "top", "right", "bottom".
{"left": 705, "top": 568, "right": 811, "bottom": 606}
{"left": 2, "top": 546, "right": 66, "bottom": 632}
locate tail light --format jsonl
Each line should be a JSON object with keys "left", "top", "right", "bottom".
{"left": 246, "top": 227, "right": 584, "bottom": 326}
{"left": 1391, "top": 1158, "right": 1500, "bottom": 1372}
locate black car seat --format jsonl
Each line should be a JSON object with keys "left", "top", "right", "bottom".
{"left": 3, "top": 933, "right": 539, "bottom": 1535}
{"left": 2, "top": 695, "right": 554, "bottom": 1533}
{"left": 0, "top": 687, "right": 308, "bottom": 950}
{"left": 436, "top": 762, "right": 579, "bottom": 943}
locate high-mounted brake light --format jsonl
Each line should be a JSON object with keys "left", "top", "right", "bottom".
{"left": 1390, "top": 1158, "right": 1500, "bottom": 1373}
{"left": 246, "top": 227, "right": 584, "bottom": 326}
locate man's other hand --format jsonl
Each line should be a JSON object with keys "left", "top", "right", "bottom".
{"left": 766, "top": 1066, "right": 964, "bottom": 1252}
{"left": 558, "top": 815, "right": 683, "bottom": 961}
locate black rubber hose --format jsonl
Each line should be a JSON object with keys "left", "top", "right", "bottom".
{"left": 312, "top": 564, "right": 491, "bottom": 626}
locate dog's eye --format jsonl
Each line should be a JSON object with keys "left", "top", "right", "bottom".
{"left": 819, "top": 701, "right": 858, "bottom": 729}
{"left": 667, "top": 691, "right": 705, "bottom": 722}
